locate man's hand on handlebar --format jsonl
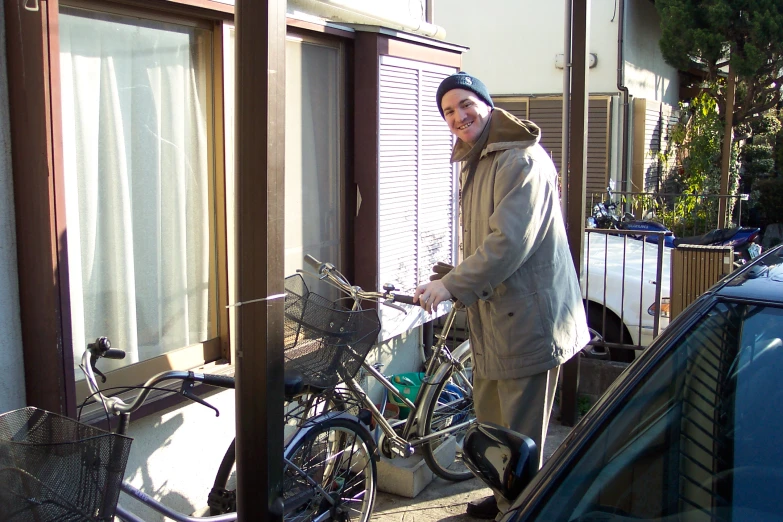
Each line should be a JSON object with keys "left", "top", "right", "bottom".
{"left": 413, "top": 279, "right": 452, "bottom": 314}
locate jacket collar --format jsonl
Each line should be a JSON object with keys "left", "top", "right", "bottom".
{"left": 450, "top": 108, "right": 541, "bottom": 164}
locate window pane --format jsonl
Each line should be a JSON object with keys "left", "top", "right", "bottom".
{"left": 531, "top": 302, "right": 783, "bottom": 522}
{"left": 222, "top": 34, "right": 343, "bottom": 318}
{"left": 284, "top": 38, "right": 342, "bottom": 292}
{"left": 60, "top": 7, "right": 216, "bottom": 374}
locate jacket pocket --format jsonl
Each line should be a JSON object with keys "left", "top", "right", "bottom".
{"left": 489, "top": 293, "right": 546, "bottom": 359}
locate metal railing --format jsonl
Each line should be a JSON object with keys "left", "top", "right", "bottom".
{"left": 582, "top": 228, "right": 669, "bottom": 360}
{"left": 588, "top": 191, "right": 749, "bottom": 238}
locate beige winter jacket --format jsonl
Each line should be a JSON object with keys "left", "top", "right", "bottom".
{"left": 440, "top": 108, "right": 590, "bottom": 380}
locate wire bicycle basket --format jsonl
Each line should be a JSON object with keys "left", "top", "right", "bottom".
{"left": 0, "top": 407, "right": 133, "bottom": 521}
{"left": 284, "top": 273, "right": 381, "bottom": 389}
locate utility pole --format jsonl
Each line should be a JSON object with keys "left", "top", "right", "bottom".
{"left": 560, "top": 0, "right": 591, "bottom": 428}
{"left": 718, "top": 62, "right": 736, "bottom": 229}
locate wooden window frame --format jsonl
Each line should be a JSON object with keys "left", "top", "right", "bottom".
{"left": 5, "top": 0, "right": 232, "bottom": 415}
{"left": 6, "top": 0, "right": 461, "bottom": 416}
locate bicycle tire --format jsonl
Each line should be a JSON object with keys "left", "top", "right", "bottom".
{"left": 421, "top": 349, "right": 475, "bottom": 481}
{"left": 282, "top": 417, "right": 376, "bottom": 522}
{"left": 208, "top": 391, "right": 348, "bottom": 516}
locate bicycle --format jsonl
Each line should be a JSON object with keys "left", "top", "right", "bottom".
{"left": 209, "top": 254, "right": 476, "bottom": 509}
{"left": 210, "top": 271, "right": 383, "bottom": 522}
{"left": 1, "top": 329, "right": 378, "bottom": 521}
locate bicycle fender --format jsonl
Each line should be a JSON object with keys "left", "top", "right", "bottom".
{"left": 285, "top": 411, "right": 379, "bottom": 460}
{"left": 407, "top": 339, "right": 472, "bottom": 438}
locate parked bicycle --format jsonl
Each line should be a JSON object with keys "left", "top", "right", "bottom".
{"left": 209, "top": 254, "right": 476, "bottom": 512}
{"left": 210, "top": 271, "right": 382, "bottom": 521}
{"left": 1, "top": 330, "right": 378, "bottom": 521}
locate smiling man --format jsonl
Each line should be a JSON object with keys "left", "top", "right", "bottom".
{"left": 413, "top": 72, "right": 590, "bottom": 520}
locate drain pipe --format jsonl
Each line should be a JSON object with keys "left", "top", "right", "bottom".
{"left": 561, "top": 0, "right": 573, "bottom": 217}
{"left": 288, "top": 0, "right": 447, "bottom": 39}
{"left": 616, "top": 0, "right": 630, "bottom": 189}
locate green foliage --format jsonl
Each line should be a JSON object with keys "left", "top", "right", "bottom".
{"left": 749, "top": 112, "right": 782, "bottom": 137}
{"left": 776, "top": 125, "right": 783, "bottom": 176}
{"left": 671, "top": 92, "right": 723, "bottom": 195}
{"left": 657, "top": 0, "right": 783, "bottom": 77}
{"left": 753, "top": 177, "right": 783, "bottom": 225}
{"left": 577, "top": 395, "right": 592, "bottom": 417}
{"left": 742, "top": 143, "right": 775, "bottom": 178}
{"left": 657, "top": 0, "right": 783, "bottom": 141}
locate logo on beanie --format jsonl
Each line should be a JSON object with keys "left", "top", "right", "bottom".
{"left": 464, "top": 77, "right": 473, "bottom": 85}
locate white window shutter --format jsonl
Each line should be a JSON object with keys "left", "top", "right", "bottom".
{"left": 378, "top": 57, "right": 457, "bottom": 294}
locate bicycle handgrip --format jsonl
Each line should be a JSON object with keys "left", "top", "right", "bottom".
{"left": 392, "top": 294, "right": 416, "bottom": 305}
{"left": 200, "top": 374, "right": 236, "bottom": 389}
{"left": 102, "top": 349, "right": 126, "bottom": 360}
{"left": 304, "top": 254, "right": 321, "bottom": 269}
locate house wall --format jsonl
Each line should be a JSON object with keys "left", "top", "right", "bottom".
{"left": 623, "top": 0, "right": 679, "bottom": 106}
{"left": 435, "top": 0, "right": 621, "bottom": 95}
{"left": 0, "top": 0, "right": 26, "bottom": 413}
{"left": 0, "top": 1, "right": 438, "bottom": 514}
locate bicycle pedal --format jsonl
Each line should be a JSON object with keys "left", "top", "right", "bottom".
{"left": 389, "top": 438, "right": 414, "bottom": 458}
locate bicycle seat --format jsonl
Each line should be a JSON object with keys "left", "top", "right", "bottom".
{"left": 284, "top": 370, "right": 305, "bottom": 399}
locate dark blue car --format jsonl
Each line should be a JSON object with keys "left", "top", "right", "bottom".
{"left": 464, "top": 243, "right": 783, "bottom": 522}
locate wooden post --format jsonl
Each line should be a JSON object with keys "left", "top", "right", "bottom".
{"left": 234, "top": 0, "right": 286, "bottom": 519}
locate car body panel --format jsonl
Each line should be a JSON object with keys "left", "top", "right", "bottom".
{"left": 499, "top": 243, "right": 783, "bottom": 522}
{"left": 581, "top": 232, "right": 671, "bottom": 346}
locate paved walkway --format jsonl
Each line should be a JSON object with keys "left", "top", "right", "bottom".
{"left": 372, "top": 420, "right": 573, "bottom": 522}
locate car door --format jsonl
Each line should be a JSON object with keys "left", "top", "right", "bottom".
{"left": 509, "top": 299, "right": 783, "bottom": 522}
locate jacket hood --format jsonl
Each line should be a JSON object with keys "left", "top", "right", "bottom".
{"left": 451, "top": 108, "right": 541, "bottom": 163}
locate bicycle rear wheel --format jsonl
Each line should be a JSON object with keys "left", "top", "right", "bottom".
{"left": 421, "top": 349, "right": 475, "bottom": 481}
{"left": 283, "top": 417, "right": 376, "bottom": 522}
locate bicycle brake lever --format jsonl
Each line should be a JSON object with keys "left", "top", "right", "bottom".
{"left": 179, "top": 378, "right": 220, "bottom": 417}
{"left": 381, "top": 300, "right": 407, "bottom": 313}
{"left": 89, "top": 352, "right": 108, "bottom": 383}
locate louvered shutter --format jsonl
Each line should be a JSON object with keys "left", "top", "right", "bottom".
{"left": 498, "top": 97, "right": 611, "bottom": 209}
{"left": 378, "top": 57, "right": 457, "bottom": 294}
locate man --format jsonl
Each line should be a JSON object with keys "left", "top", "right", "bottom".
{"left": 413, "top": 72, "right": 590, "bottom": 520}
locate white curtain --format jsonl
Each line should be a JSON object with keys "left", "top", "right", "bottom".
{"left": 59, "top": 9, "right": 213, "bottom": 373}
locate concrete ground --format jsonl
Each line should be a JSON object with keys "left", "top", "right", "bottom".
{"left": 372, "top": 419, "right": 573, "bottom": 522}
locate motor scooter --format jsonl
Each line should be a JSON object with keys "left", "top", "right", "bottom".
{"left": 674, "top": 227, "right": 763, "bottom": 263}
{"left": 588, "top": 185, "right": 762, "bottom": 260}
{"left": 587, "top": 196, "right": 675, "bottom": 247}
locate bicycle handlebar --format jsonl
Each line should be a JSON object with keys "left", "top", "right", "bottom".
{"left": 302, "top": 254, "right": 417, "bottom": 308}
{"left": 81, "top": 339, "right": 235, "bottom": 416}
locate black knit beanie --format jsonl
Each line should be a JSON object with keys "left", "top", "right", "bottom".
{"left": 435, "top": 72, "right": 494, "bottom": 118}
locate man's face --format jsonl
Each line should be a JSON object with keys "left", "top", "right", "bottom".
{"left": 440, "top": 88, "right": 491, "bottom": 145}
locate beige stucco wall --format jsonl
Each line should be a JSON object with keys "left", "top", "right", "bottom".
{"left": 623, "top": 0, "right": 679, "bottom": 106}
{"left": 0, "top": 0, "right": 428, "bottom": 513}
{"left": 0, "top": 0, "right": 27, "bottom": 413}
{"left": 435, "top": 0, "right": 620, "bottom": 95}
{"left": 435, "top": 0, "right": 677, "bottom": 103}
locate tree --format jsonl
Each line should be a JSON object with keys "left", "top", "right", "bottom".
{"left": 658, "top": 0, "right": 783, "bottom": 128}
{"left": 657, "top": 0, "right": 783, "bottom": 226}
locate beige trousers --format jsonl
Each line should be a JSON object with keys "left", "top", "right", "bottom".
{"left": 472, "top": 366, "right": 560, "bottom": 516}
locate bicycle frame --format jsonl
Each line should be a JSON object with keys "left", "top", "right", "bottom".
{"left": 298, "top": 255, "right": 476, "bottom": 459}
{"left": 341, "top": 335, "right": 473, "bottom": 458}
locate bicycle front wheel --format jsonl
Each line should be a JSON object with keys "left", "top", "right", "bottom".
{"left": 283, "top": 417, "right": 377, "bottom": 522}
{"left": 421, "top": 349, "right": 475, "bottom": 481}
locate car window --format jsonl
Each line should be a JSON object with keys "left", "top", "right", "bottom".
{"left": 528, "top": 301, "right": 783, "bottom": 522}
